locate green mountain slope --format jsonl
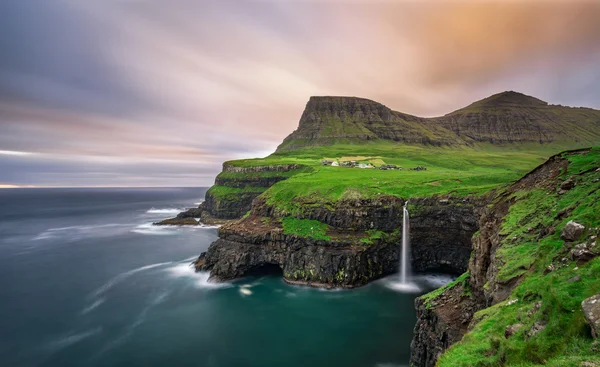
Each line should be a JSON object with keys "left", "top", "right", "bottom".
{"left": 276, "top": 91, "right": 600, "bottom": 151}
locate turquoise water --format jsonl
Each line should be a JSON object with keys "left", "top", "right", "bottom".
{"left": 0, "top": 188, "right": 451, "bottom": 367}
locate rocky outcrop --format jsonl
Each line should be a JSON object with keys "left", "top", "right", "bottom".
{"left": 411, "top": 279, "right": 478, "bottom": 367}
{"left": 198, "top": 189, "right": 259, "bottom": 220}
{"left": 250, "top": 195, "right": 484, "bottom": 275}
{"left": 195, "top": 216, "right": 399, "bottom": 288}
{"left": 583, "top": 294, "right": 600, "bottom": 338}
{"left": 155, "top": 164, "right": 308, "bottom": 225}
{"left": 195, "top": 194, "right": 485, "bottom": 287}
{"left": 561, "top": 220, "right": 586, "bottom": 241}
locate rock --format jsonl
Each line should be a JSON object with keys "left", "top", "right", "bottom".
{"left": 560, "top": 176, "right": 576, "bottom": 191}
{"left": 557, "top": 207, "right": 573, "bottom": 220}
{"left": 582, "top": 294, "right": 600, "bottom": 338}
{"left": 545, "top": 264, "right": 555, "bottom": 274}
{"left": 568, "top": 275, "right": 582, "bottom": 283}
{"left": 571, "top": 243, "right": 597, "bottom": 265}
{"left": 505, "top": 323, "right": 523, "bottom": 338}
{"left": 561, "top": 221, "right": 585, "bottom": 241}
{"left": 528, "top": 301, "right": 542, "bottom": 316}
{"left": 154, "top": 217, "right": 198, "bottom": 226}
{"left": 527, "top": 321, "right": 547, "bottom": 338}
{"left": 580, "top": 362, "right": 597, "bottom": 367}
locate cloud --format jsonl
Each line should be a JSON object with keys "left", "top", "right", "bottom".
{"left": 0, "top": 0, "right": 599, "bottom": 186}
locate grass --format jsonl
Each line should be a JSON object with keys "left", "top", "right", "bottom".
{"left": 436, "top": 148, "right": 600, "bottom": 367}
{"left": 421, "top": 272, "right": 470, "bottom": 308}
{"left": 281, "top": 217, "right": 331, "bottom": 241}
{"left": 206, "top": 185, "right": 267, "bottom": 200}
{"left": 250, "top": 142, "right": 557, "bottom": 215}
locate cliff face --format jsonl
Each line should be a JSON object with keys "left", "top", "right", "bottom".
{"left": 196, "top": 216, "right": 399, "bottom": 288}
{"left": 196, "top": 195, "right": 485, "bottom": 287}
{"left": 410, "top": 148, "right": 600, "bottom": 367}
{"left": 198, "top": 163, "right": 308, "bottom": 221}
{"left": 277, "top": 92, "right": 600, "bottom": 151}
{"left": 276, "top": 97, "right": 459, "bottom": 151}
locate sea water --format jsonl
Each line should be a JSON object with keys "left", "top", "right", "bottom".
{"left": 0, "top": 188, "right": 452, "bottom": 367}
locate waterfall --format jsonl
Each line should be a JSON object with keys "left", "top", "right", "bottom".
{"left": 400, "top": 201, "right": 411, "bottom": 284}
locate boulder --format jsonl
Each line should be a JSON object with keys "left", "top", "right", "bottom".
{"left": 582, "top": 294, "right": 600, "bottom": 338}
{"left": 527, "top": 321, "right": 547, "bottom": 338}
{"left": 559, "top": 177, "right": 576, "bottom": 192}
{"left": 505, "top": 323, "right": 523, "bottom": 339}
{"left": 561, "top": 221, "right": 585, "bottom": 241}
{"left": 571, "top": 243, "right": 597, "bottom": 265}
{"left": 154, "top": 217, "right": 198, "bottom": 226}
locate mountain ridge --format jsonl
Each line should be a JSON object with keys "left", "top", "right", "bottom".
{"left": 276, "top": 91, "right": 600, "bottom": 151}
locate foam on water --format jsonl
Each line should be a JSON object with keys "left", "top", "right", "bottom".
{"left": 33, "top": 224, "right": 126, "bottom": 241}
{"left": 131, "top": 223, "right": 177, "bottom": 235}
{"left": 417, "top": 273, "right": 455, "bottom": 288}
{"left": 239, "top": 288, "right": 253, "bottom": 296}
{"left": 166, "top": 263, "right": 230, "bottom": 289}
{"left": 145, "top": 208, "right": 184, "bottom": 215}
{"left": 91, "top": 262, "right": 173, "bottom": 298}
{"left": 131, "top": 222, "right": 220, "bottom": 235}
{"left": 46, "top": 327, "right": 102, "bottom": 351}
{"left": 384, "top": 281, "right": 422, "bottom": 293}
{"left": 81, "top": 298, "right": 105, "bottom": 315}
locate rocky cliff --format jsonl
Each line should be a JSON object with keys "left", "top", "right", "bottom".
{"left": 155, "top": 163, "right": 309, "bottom": 225}
{"left": 277, "top": 92, "right": 600, "bottom": 151}
{"left": 195, "top": 195, "right": 485, "bottom": 287}
{"left": 410, "top": 148, "right": 600, "bottom": 366}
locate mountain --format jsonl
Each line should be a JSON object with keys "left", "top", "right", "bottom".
{"left": 276, "top": 91, "right": 600, "bottom": 151}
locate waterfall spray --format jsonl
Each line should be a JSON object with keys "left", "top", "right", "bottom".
{"left": 400, "top": 200, "right": 411, "bottom": 284}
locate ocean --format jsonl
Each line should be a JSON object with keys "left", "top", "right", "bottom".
{"left": 0, "top": 188, "right": 451, "bottom": 367}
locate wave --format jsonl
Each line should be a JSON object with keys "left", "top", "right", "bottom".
{"left": 46, "top": 327, "right": 102, "bottom": 351}
{"left": 130, "top": 223, "right": 178, "bottom": 236}
{"left": 91, "top": 292, "right": 169, "bottom": 360}
{"left": 166, "top": 263, "right": 230, "bottom": 289}
{"left": 33, "top": 223, "right": 125, "bottom": 241}
{"left": 91, "top": 262, "right": 173, "bottom": 298}
{"left": 145, "top": 208, "right": 184, "bottom": 215}
{"left": 131, "top": 222, "right": 219, "bottom": 235}
{"left": 81, "top": 298, "right": 105, "bottom": 315}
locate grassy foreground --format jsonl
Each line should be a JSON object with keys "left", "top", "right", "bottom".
{"left": 436, "top": 148, "right": 600, "bottom": 366}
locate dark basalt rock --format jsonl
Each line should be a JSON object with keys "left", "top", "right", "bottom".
{"left": 195, "top": 218, "right": 399, "bottom": 288}
{"left": 154, "top": 217, "right": 198, "bottom": 226}
{"left": 195, "top": 194, "right": 485, "bottom": 289}
{"left": 250, "top": 195, "right": 484, "bottom": 275}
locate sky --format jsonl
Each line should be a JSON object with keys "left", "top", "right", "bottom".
{"left": 1, "top": 0, "right": 600, "bottom": 187}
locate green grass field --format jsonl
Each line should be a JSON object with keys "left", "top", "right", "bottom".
{"left": 223, "top": 142, "right": 568, "bottom": 214}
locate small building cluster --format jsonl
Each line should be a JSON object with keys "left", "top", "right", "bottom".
{"left": 321, "top": 159, "right": 426, "bottom": 171}
{"left": 321, "top": 160, "right": 374, "bottom": 169}
{"left": 378, "top": 164, "right": 401, "bottom": 170}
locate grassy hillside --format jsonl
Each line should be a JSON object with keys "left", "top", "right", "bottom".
{"left": 436, "top": 148, "right": 600, "bottom": 366}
